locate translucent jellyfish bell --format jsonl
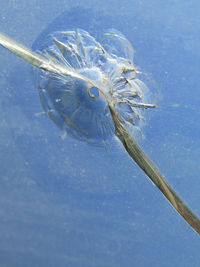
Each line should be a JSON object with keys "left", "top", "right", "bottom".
{"left": 33, "top": 30, "right": 115, "bottom": 144}
{"left": 35, "top": 64, "right": 114, "bottom": 144}
{"left": 33, "top": 29, "right": 153, "bottom": 144}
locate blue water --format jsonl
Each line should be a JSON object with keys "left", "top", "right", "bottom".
{"left": 0, "top": 1, "right": 200, "bottom": 266}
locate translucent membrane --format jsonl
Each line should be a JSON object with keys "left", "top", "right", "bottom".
{"left": 33, "top": 29, "right": 153, "bottom": 145}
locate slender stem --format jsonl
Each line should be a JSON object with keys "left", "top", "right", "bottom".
{"left": 109, "top": 104, "right": 200, "bottom": 235}
{"left": 0, "top": 33, "right": 103, "bottom": 94}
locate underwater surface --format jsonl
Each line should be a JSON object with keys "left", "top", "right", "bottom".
{"left": 0, "top": 0, "right": 200, "bottom": 266}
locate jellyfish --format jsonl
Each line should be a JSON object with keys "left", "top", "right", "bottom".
{"left": 0, "top": 29, "right": 200, "bottom": 235}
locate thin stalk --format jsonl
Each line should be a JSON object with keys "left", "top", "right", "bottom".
{"left": 109, "top": 104, "right": 200, "bottom": 235}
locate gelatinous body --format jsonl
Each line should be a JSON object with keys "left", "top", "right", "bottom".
{"left": 34, "top": 29, "right": 154, "bottom": 144}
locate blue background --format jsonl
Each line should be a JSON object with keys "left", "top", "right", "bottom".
{"left": 0, "top": 1, "right": 200, "bottom": 266}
